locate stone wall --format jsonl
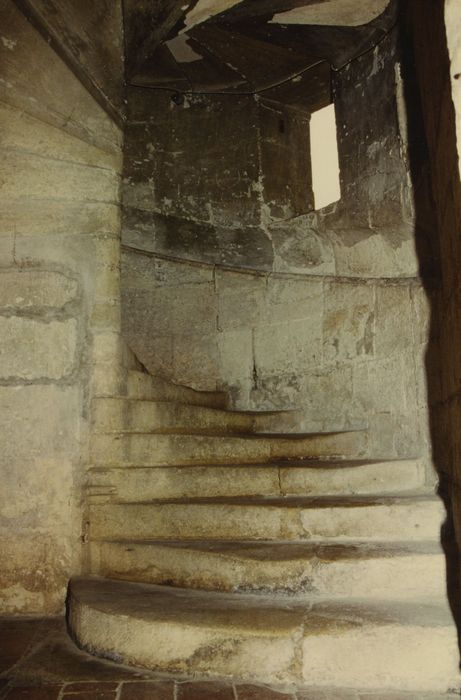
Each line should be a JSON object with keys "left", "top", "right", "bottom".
{"left": 0, "top": 0, "right": 124, "bottom": 614}
{"left": 406, "top": 2, "right": 461, "bottom": 548}
{"left": 121, "top": 18, "right": 435, "bottom": 479}
{"left": 122, "top": 26, "right": 436, "bottom": 278}
{"left": 122, "top": 251, "right": 431, "bottom": 472}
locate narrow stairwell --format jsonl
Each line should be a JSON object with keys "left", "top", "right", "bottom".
{"left": 68, "top": 359, "right": 460, "bottom": 694}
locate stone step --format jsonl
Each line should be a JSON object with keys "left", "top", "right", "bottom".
{"left": 90, "top": 430, "right": 367, "bottom": 467}
{"left": 89, "top": 494, "right": 444, "bottom": 542}
{"left": 90, "top": 539, "right": 447, "bottom": 600}
{"left": 92, "top": 397, "right": 300, "bottom": 436}
{"left": 86, "top": 459, "right": 424, "bottom": 503}
{"left": 126, "top": 370, "right": 228, "bottom": 408}
{"left": 68, "top": 577, "right": 459, "bottom": 691}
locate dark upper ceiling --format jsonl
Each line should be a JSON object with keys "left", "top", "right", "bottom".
{"left": 123, "top": 0, "right": 395, "bottom": 95}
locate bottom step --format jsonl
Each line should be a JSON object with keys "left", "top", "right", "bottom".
{"left": 68, "top": 577, "right": 459, "bottom": 692}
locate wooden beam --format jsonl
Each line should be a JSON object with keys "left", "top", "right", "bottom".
{"left": 123, "top": 0, "right": 195, "bottom": 79}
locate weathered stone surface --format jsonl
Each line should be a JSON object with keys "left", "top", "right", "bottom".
{"left": 13, "top": 0, "right": 125, "bottom": 117}
{"left": 0, "top": 270, "right": 78, "bottom": 310}
{"left": 87, "top": 459, "right": 423, "bottom": 503}
{"left": 254, "top": 317, "right": 322, "bottom": 378}
{"left": 90, "top": 430, "right": 367, "bottom": 468}
{"left": 0, "top": 316, "right": 78, "bottom": 380}
{"left": 89, "top": 495, "right": 441, "bottom": 542}
{"left": 121, "top": 253, "right": 431, "bottom": 462}
{"left": 270, "top": 217, "right": 335, "bottom": 275}
{"left": 1, "top": 0, "right": 122, "bottom": 152}
{"left": 0, "top": 151, "right": 119, "bottom": 203}
{"left": 217, "top": 329, "right": 254, "bottom": 386}
{"left": 68, "top": 579, "right": 459, "bottom": 690}
{"left": 0, "top": 0, "right": 123, "bottom": 616}
{"left": 125, "top": 370, "right": 227, "bottom": 408}
{"left": 0, "top": 102, "right": 122, "bottom": 171}
{"left": 323, "top": 282, "right": 374, "bottom": 363}
{"left": 216, "top": 271, "right": 266, "bottom": 331}
{"left": 93, "top": 540, "right": 444, "bottom": 600}
{"left": 122, "top": 250, "right": 213, "bottom": 289}
{"left": 0, "top": 200, "right": 120, "bottom": 237}
{"left": 374, "top": 285, "right": 414, "bottom": 358}
{"left": 0, "top": 384, "right": 81, "bottom": 614}
{"left": 172, "top": 333, "right": 220, "bottom": 390}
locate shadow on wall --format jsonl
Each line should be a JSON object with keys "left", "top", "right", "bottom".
{"left": 402, "top": 0, "right": 461, "bottom": 661}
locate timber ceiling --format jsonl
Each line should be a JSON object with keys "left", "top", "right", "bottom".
{"left": 123, "top": 0, "right": 395, "bottom": 96}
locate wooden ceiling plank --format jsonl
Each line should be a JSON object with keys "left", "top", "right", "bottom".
{"left": 123, "top": 0, "right": 195, "bottom": 78}
{"left": 189, "top": 23, "right": 322, "bottom": 91}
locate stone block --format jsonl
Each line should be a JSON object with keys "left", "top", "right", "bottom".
{"left": 173, "top": 333, "right": 219, "bottom": 390}
{"left": 0, "top": 316, "right": 78, "bottom": 380}
{"left": 0, "top": 102, "right": 122, "bottom": 172}
{"left": 265, "top": 277, "right": 323, "bottom": 324}
{"left": 410, "top": 284, "right": 432, "bottom": 346}
{"left": 0, "top": 200, "right": 120, "bottom": 237}
{"left": 91, "top": 332, "right": 124, "bottom": 366}
{"left": 374, "top": 284, "right": 413, "bottom": 358}
{"left": 0, "top": 384, "right": 81, "bottom": 613}
{"left": 90, "top": 300, "right": 121, "bottom": 332}
{"left": 216, "top": 270, "right": 266, "bottom": 331}
{"left": 333, "top": 231, "right": 419, "bottom": 278}
{"left": 0, "top": 270, "right": 78, "bottom": 310}
{"left": 1, "top": 1, "right": 122, "bottom": 153}
{"left": 250, "top": 373, "right": 307, "bottom": 412}
{"left": 218, "top": 329, "right": 253, "bottom": 383}
{"left": 301, "top": 364, "right": 355, "bottom": 427}
{"left": 0, "top": 151, "right": 120, "bottom": 204}
{"left": 121, "top": 251, "right": 213, "bottom": 290}
{"left": 254, "top": 316, "right": 322, "bottom": 378}
{"left": 128, "top": 334, "right": 173, "bottom": 379}
{"left": 0, "top": 533, "right": 71, "bottom": 615}
{"left": 270, "top": 217, "right": 335, "bottom": 275}
{"left": 123, "top": 284, "right": 216, "bottom": 338}
{"left": 323, "top": 281, "right": 374, "bottom": 363}
{"left": 0, "top": 234, "right": 14, "bottom": 267}
{"left": 352, "top": 356, "right": 408, "bottom": 416}
{"left": 91, "top": 363, "right": 126, "bottom": 398}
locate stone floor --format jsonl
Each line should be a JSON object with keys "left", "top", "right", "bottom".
{"left": 0, "top": 617, "right": 459, "bottom": 700}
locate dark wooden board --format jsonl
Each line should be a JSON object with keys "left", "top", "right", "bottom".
{"left": 132, "top": 44, "right": 191, "bottom": 91}
{"left": 260, "top": 60, "right": 331, "bottom": 112}
{"left": 123, "top": 0, "right": 195, "bottom": 78}
{"left": 190, "top": 24, "right": 321, "bottom": 91}
{"left": 168, "top": 36, "right": 252, "bottom": 92}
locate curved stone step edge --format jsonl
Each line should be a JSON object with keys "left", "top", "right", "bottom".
{"left": 91, "top": 396, "right": 304, "bottom": 436}
{"left": 88, "top": 494, "right": 446, "bottom": 542}
{"left": 86, "top": 459, "right": 426, "bottom": 503}
{"left": 126, "top": 370, "right": 228, "bottom": 408}
{"left": 89, "top": 538, "right": 447, "bottom": 600}
{"left": 68, "top": 577, "right": 459, "bottom": 691}
{"left": 90, "top": 430, "right": 368, "bottom": 467}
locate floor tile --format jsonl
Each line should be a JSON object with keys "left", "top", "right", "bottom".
{"left": 3, "top": 686, "right": 62, "bottom": 700}
{"left": 119, "top": 681, "right": 175, "bottom": 699}
{"left": 236, "top": 684, "right": 296, "bottom": 699}
{"left": 177, "top": 681, "right": 235, "bottom": 699}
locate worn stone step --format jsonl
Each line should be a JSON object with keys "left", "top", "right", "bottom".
{"left": 90, "top": 539, "right": 447, "bottom": 600}
{"left": 68, "top": 577, "right": 459, "bottom": 690}
{"left": 92, "top": 396, "right": 299, "bottom": 436}
{"left": 86, "top": 459, "right": 424, "bottom": 503}
{"left": 90, "top": 430, "right": 367, "bottom": 467}
{"left": 89, "top": 494, "right": 444, "bottom": 542}
{"left": 126, "top": 370, "right": 228, "bottom": 408}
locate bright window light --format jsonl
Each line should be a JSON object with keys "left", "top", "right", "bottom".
{"left": 310, "top": 103, "right": 341, "bottom": 210}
